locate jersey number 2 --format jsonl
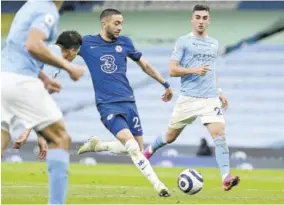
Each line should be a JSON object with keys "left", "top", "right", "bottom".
{"left": 133, "top": 117, "right": 141, "bottom": 128}
{"left": 214, "top": 107, "right": 222, "bottom": 115}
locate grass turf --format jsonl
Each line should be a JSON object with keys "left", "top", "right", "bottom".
{"left": 2, "top": 162, "right": 284, "bottom": 204}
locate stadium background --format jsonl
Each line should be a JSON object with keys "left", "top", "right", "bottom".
{"left": 1, "top": 1, "right": 284, "bottom": 169}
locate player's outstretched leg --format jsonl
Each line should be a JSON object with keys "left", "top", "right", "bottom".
{"left": 77, "top": 136, "right": 128, "bottom": 155}
{"left": 206, "top": 122, "right": 240, "bottom": 191}
{"left": 39, "top": 121, "right": 71, "bottom": 204}
{"left": 118, "top": 128, "right": 170, "bottom": 197}
{"left": 144, "top": 127, "right": 184, "bottom": 159}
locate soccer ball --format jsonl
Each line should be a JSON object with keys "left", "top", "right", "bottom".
{"left": 177, "top": 168, "right": 204, "bottom": 195}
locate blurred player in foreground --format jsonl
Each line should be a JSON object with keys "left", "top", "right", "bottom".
{"left": 143, "top": 4, "right": 240, "bottom": 191}
{"left": 77, "top": 9, "right": 173, "bottom": 197}
{"left": 1, "top": 1, "right": 85, "bottom": 204}
{"left": 12, "top": 31, "right": 83, "bottom": 160}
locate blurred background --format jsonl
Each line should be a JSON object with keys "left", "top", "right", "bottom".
{"left": 1, "top": 1, "right": 284, "bottom": 169}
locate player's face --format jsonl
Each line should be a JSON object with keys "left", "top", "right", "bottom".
{"left": 105, "top": 15, "right": 123, "bottom": 40}
{"left": 63, "top": 47, "right": 80, "bottom": 62}
{"left": 191, "top": 10, "right": 210, "bottom": 33}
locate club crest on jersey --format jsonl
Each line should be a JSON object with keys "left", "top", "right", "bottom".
{"left": 115, "top": 45, "right": 123, "bottom": 53}
{"left": 107, "top": 114, "right": 114, "bottom": 120}
{"left": 44, "top": 14, "right": 55, "bottom": 27}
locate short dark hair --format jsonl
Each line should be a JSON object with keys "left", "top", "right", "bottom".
{"left": 55, "top": 31, "right": 82, "bottom": 50}
{"left": 193, "top": 4, "right": 210, "bottom": 13}
{"left": 100, "top": 8, "right": 121, "bottom": 20}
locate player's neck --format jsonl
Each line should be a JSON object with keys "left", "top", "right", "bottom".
{"left": 99, "top": 31, "right": 114, "bottom": 42}
{"left": 192, "top": 30, "right": 207, "bottom": 38}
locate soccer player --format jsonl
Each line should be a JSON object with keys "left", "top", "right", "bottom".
{"left": 1, "top": 2, "right": 85, "bottom": 204}
{"left": 77, "top": 9, "right": 173, "bottom": 196}
{"left": 143, "top": 4, "right": 240, "bottom": 191}
{"left": 12, "top": 30, "right": 83, "bottom": 160}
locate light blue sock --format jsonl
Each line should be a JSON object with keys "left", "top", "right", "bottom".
{"left": 150, "top": 135, "right": 167, "bottom": 153}
{"left": 214, "top": 136, "right": 230, "bottom": 178}
{"left": 47, "top": 149, "right": 69, "bottom": 204}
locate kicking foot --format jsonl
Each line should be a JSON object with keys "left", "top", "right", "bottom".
{"left": 223, "top": 174, "right": 240, "bottom": 191}
{"left": 143, "top": 145, "right": 154, "bottom": 159}
{"left": 155, "top": 182, "right": 171, "bottom": 197}
{"left": 77, "top": 136, "right": 101, "bottom": 154}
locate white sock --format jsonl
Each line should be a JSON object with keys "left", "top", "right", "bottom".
{"left": 125, "top": 139, "right": 161, "bottom": 187}
{"left": 96, "top": 141, "right": 128, "bottom": 155}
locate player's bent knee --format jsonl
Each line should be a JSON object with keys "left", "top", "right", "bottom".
{"left": 39, "top": 120, "right": 71, "bottom": 149}
{"left": 124, "top": 139, "right": 140, "bottom": 156}
{"left": 211, "top": 129, "right": 226, "bottom": 138}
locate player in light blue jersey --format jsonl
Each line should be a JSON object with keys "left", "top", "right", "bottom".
{"left": 11, "top": 31, "right": 83, "bottom": 160}
{"left": 1, "top": 1, "right": 85, "bottom": 203}
{"left": 144, "top": 4, "right": 240, "bottom": 191}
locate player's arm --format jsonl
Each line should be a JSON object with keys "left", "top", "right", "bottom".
{"left": 12, "top": 128, "right": 32, "bottom": 149}
{"left": 26, "top": 29, "right": 68, "bottom": 69}
{"left": 127, "top": 37, "right": 173, "bottom": 101}
{"left": 136, "top": 58, "right": 173, "bottom": 102}
{"left": 216, "top": 74, "right": 228, "bottom": 110}
{"left": 169, "top": 61, "right": 209, "bottom": 77}
{"left": 136, "top": 58, "right": 168, "bottom": 86}
{"left": 39, "top": 71, "right": 61, "bottom": 94}
{"left": 26, "top": 14, "right": 84, "bottom": 81}
{"left": 169, "top": 37, "right": 209, "bottom": 77}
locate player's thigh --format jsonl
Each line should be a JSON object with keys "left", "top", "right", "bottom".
{"left": 125, "top": 102, "right": 143, "bottom": 137}
{"left": 102, "top": 114, "right": 132, "bottom": 142}
{"left": 169, "top": 95, "right": 200, "bottom": 130}
{"left": 2, "top": 73, "right": 63, "bottom": 131}
{"left": 200, "top": 98, "right": 225, "bottom": 138}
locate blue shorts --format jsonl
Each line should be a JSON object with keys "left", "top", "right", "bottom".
{"left": 97, "top": 102, "right": 143, "bottom": 137}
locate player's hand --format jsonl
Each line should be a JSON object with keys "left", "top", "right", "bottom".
{"left": 68, "top": 64, "right": 86, "bottom": 81}
{"left": 194, "top": 65, "right": 210, "bottom": 75}
{"left": 162, "top": 87, "right": 173, "bottom": 102}
{"left": 12, "top": 129, "right": 32, "bottom": 149}
{"left": 219, "top": 92, "right": 229, "bottom": 110}
{"left": 45, "top": 78, "right": 62, "bottom": 94}
{"left": 37, "top": 136, "right": 48, "bottom": 160}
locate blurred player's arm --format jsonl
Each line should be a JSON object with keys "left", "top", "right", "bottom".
{"left": 12, "top": 128, "right": 32, "bottom": 149}
{"left": 136, "top": 58, "right": 173, "bottom": 102}
{"left": 169, "top": 60, "right": 209, "bottom": 77}
{"left": 26, "top": 29, "right": 70, "bottom": 71}
{"left": 39, "top": 71, "right": 61, "bottom": 94}
{"left": 26, "top": 29, "right": 84, "bottom": 81}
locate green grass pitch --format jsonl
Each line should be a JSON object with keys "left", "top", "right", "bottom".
{"left": 1, "top": 162, "right": 284, "bottom": 204}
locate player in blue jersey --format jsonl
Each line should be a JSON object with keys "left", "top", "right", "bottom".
{"left": 1, "top": 1, "right": 85, "bottom": 204}
{"left": 11, "top": 31, "right": 84, "bottom": 160}
{"left": 77, "top": 9, "right": 173, "bottom": 196}
{"left": 143, "top": 4, "right": 240, "bottom": 191}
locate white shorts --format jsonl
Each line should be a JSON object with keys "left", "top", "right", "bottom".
{"left": 1, "top": 72, "right": 62, "bottom": 133}
{"left": 169, "top": 95, "right": 225, "bottom": 129}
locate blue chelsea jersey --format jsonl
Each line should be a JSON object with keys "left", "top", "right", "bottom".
{"left": 79, "top": 35, "right": 142, "bottom": 105}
